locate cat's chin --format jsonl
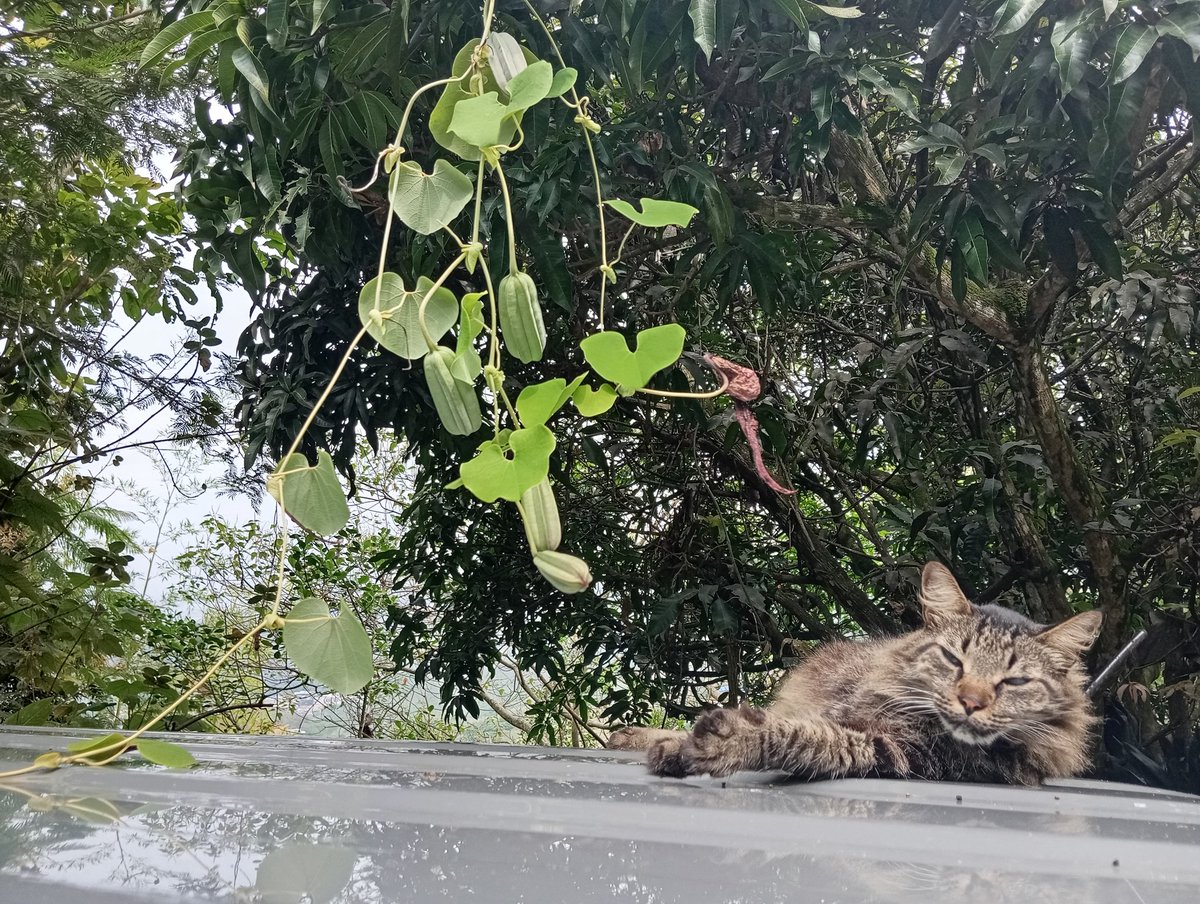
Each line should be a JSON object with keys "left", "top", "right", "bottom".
{"left": 939, "top": 715, "right": 1001, "bottom": 747}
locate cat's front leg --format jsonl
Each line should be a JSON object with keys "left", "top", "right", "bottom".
{"left": 648, "top": 706, "right": 771, "bottom": 778}
{"left": 650, "top": 706, "right": 907, "bottom": 779}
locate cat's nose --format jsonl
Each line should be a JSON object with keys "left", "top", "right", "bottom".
{"left": 958, "top": 692, "right": 987, "bottom": 715}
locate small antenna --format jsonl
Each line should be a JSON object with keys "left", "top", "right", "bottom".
{"left": 1086, "top": 629, "right": 1148, "bottom": 699}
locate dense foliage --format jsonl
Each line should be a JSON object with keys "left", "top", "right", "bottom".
{"left": 3, "top": 0, "right": 1199, "bottom": 791}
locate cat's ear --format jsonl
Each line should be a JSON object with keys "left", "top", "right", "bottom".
{"left": 919, "top": 562, "right": 972, "bottom": 627}
{"left": 1037, "top": 610, "right": 1103, "bottom": 657}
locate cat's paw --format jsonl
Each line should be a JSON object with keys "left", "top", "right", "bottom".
{"left": 678, "top": 706, "right": 765, "bottom": 778}
{"left": 647, "top": 736, "right": 688, "bottom": 777}
{"left": 606, "top": 726, "right": 652, "bottom": 751}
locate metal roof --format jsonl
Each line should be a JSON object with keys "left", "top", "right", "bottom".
{"left": 2, "top": 725, "right": 1199, "bottom": 903}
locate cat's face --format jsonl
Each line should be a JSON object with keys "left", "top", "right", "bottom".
{"left": 900, "top": 563, "right": 1101, "bottom": 747}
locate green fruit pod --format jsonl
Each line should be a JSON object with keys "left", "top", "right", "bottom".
{"left": 520, "top": 478, "right": 562, "bottom": 552}
{"left": 425, "top": 346, "right": 481, "bottom": 436}
{"left": 499, "top": 271, "right": 546, "bottom": 363}
{"left": 533, "top": 549, "right": 592, "bottom": 594}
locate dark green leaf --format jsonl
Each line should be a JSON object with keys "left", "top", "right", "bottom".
{"left": 1079, "top": 217, "right": 1123, "bottom": 279}
{"left": 1042, "top": 206, "right": 1079, "bottom": 273}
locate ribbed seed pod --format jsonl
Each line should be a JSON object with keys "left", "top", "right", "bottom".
{"left": 498, "top": 271, "right": 546, "bottom": 363}
{"left": 519, "top": 478, "right": 562, "bottom": 552}
{"left": 424, "top": 346, "right": 481, "bottom": 436}
{"left": 533, "top": 549, "right": 592, "bottom": 594}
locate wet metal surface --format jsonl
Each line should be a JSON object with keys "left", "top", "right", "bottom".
{"left": 1, "top": 726, "right": 1198, "bottom": 902}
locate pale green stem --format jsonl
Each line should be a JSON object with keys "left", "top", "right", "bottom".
{"left": 493, "top": 158, "right": 521, "bottom": 275}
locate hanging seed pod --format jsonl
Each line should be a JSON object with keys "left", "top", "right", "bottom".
{"left": 533, "top": 549, "right": 592, "bottom": 594}
{"left": 499, "top": 271, "right": 546, "bottom": 362}
{"left": 520, "top": 478, "right": 562, "bottom": 552}
{"left": 424, "top": 346, "right": 481, "bottom": 436}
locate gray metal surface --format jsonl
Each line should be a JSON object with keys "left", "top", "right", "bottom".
{"left": 1, "top": 725, "right": 1198, "bottom": 903}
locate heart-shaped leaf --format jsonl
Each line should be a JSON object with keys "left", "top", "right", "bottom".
{"left": 547, "top": 67, "right": 578, "bottom": 98}
{"left": 430, "top": 43, "right": 489, "bottom": 161}
{"left": 449, "top": 92, "right": 512, "bottom": 149}
{"left": 267, "top": 451, "right": 350, "bottom": 536}
{"left": 605, "top": 198, "right": 700, "bottom": 228}
{"left": 359, "top": 273, "right": 458, "bottom": 360}
{"left": 388, "top": 159, "right": 473, "bottom": 235}
{"left": 283, "top": 597, "right": 373, "bottom": 694}
{"left": 579, "top": 325, "right": 686, "bottom": 393}
{"left": 136, "top": 738, "right": 196, "bottom": 768}
{"left": 459, "top": 426, "right": 556, "bottom": 503}
{"left": 504, "top": 60, "right": 553, "bottom": 114}
{"left": 516, "top": 374, "right": 587, "bottom": 426}
{"left": 572, "top": 383, "right": 618, "bottom": 416}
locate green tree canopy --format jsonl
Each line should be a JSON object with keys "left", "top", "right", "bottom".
{"left": 144, "top": 0, "right": 1198, "bottom": 787}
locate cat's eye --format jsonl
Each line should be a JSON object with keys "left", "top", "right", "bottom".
{"left": 939, "top": 646, "right": 962, "bottom": 668}
{"left": 1002, "top": 677, "right": 1031, "bottom": 687}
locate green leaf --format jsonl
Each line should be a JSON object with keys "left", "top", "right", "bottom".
{"left": 1177, "top": 386, "right": 1200, "bottom": 401}
{"left": 136, "top": 739, "right": 196, "bottom": 769}
{"left": 572, "top": 383, "right": 618, "bottom": 417}
{"left": 452, "top": 292, "right": 487, "bottom": 379}
{"left": 950, "top": 247, "right": 967, "bottom": 302}
{"left": 934, "top": 153, "right": 967, "bottom": 184}
{"left": 811, "top": 79, "right": 833, "bottom": 127}
{"left": 283, "top": 597, "right": 374, "bottom": 694}
{"left": 231, "top": 46, "right": 270, "bottom": 104}
{"left": 459, "top": 426, "right": 556, "bottom": 503}
{"left": 547, "top": 67, "right": 578, "bottom": 98}
{"left": 266, "top": 0, "right": 289, "bottom": 49}
{"left": 972, "top": 144, "right": 1006, "bottom": 169}
{"left": 139, "top": 11, "right": 215, "bottom": 69}
{"left": 991, "top": 0, "right": 1049, "bottom": 36}
{"left": 516, "top": 375, "right": 587, "bottom": 426}
{"left": 579, "top": 325, "right": 686, "bottom": 393}
{"left": 1051, "top": 9, "right": 1098, "bottom": 96}
{"left": 955, "top": 214, "right": 989, "bottom": 283}
{"left": 801, "top": 2, "right": 863, "bottom": 19}
{"left": 387, "top": 159, "right": 473, "bottom": 235}
{"left": 1078, "top": 218, "right": 1123, "bottom": 279}
{"left": 66, "top": 733, "right": 126, "bottom": 757}
{"left": 504, "top": 60, "right": 553, "bottom": 114}
{"left": 1158, "top": 8, "right": 1200, "bottom": 58}
{"left": 689, "top": 0, "right": 717, "bottom": 61}
{"left": 430, "top": 43, "right": 489, "bottom": 161}
{"left": 267, "top": 451, "right": 350, "bottom": 536}
{"left": 312, "top": 0, "right": 340, "bottom": 34}
{"left": 604, "top": 198, "right": 699, "bottom": 228}
{"left": 767, "top": 0, "right": 808, "bottom": 30}
{"left": 448, "top": 93, "right": 512, "bottom": 149}
{"left": 358, "top": 274, "right": 458, "bottom": 360}
{"left": 978, "top": 219, "right": 1027, "bottom": 273}
{"left": 856, "top": 65, "right": 920, "bottom": 120}
{"left": 1110, "top": 23, "right": 1160, "bottom": 84}
{"left": 5, "top": 699, "right": 54, "bottom": 725}
{"left": 1042, "top": 206, "right": 1078, "bottom": 274}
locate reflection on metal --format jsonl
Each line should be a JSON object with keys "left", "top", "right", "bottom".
{"left": 1, "top": 726, "right": 1199, "bottom": 903}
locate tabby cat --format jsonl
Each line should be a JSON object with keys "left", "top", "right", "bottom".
{"left": 608, "top": 562, "right": 1102, "bottom": 785}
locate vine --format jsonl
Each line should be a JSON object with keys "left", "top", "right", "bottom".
{"left": 1, "top": 0, "right": 735, "bottom": 777}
